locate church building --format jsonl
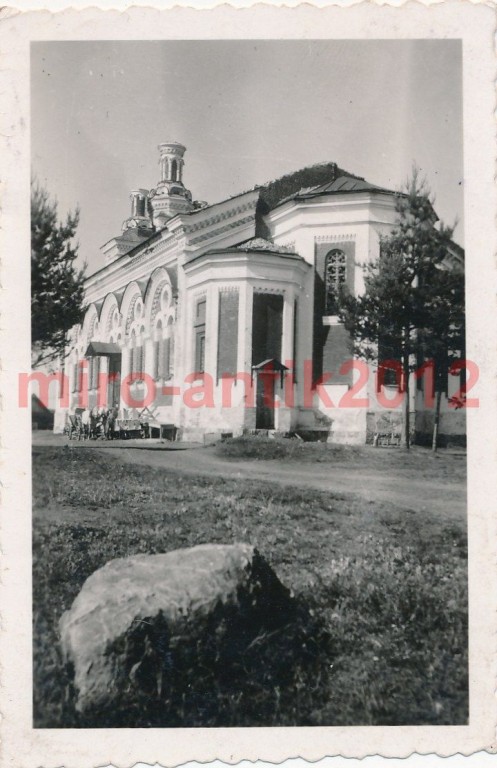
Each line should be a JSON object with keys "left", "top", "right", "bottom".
{"left": 54, "top": 141, "right": 465, "bottom": 445}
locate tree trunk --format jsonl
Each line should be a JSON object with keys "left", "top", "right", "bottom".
{"left": 432, "top": 388, "right": 442, "bottom": 452}
{"left": 401, "top": 355, "right": 410, "bottom": 450}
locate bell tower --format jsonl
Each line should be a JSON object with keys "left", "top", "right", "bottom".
{"left": 122, "top": 188, "right": 154, "bottom": 234}
{"left": 149, "top": 141, "right": 194, "bottom": 229}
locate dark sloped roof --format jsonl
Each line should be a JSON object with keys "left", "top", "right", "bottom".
{"left": 276, "top": 175, "right": 396, "bottom": 207}
{"left": 32, "top": 393, "right": 53, "bottom": 414}
{"left": 84, "top": 341, "right": 121, "bottom": 357}
{"left": 314, "top": 176, "right": 395, "bottom": 195}
{"left": 257, "top": 162, "right": 362, "bottom": 214}
{"left": 185, "top": 241, "right": 305, "bottom": 266}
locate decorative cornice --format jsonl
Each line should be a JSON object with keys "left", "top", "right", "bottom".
{"left": 278, "top": 240, "right": 296, "bottom": 252}
{"left": 253, "top": 286, "right": 286, "bottom": 295}
{"left": 314, "top": 233, "right": 357, "bottom": 243}
{"left": 131, "top": 239, "right": 178, "bottom": 264}
{"left": 188, "top": 214, "right": 255, "bottom": 246}
{"left": 183, "top": 200, "right": 257, "bottom": 237}
{"left": 218, "top": 285, "right": 240, "bottom": 293}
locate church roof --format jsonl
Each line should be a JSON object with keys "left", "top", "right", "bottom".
{"left": 187, "top": 239, "right": 305, "bottom": 265}
{"left": 256, "top": 162, "right": 362, "bottom": 214}
{"left": 275, "top": 175, "right": 396, "bottom": 207}
{"left": 313, "top": 176, "right": 395, "bottom": 195}
{"left": 120, "top": 228, "right": 151, "bottom": 242}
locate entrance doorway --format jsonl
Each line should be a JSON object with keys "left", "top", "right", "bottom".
{"left": 107, "top": 354, "right": 121, "bottom": 408}
{"left": 253, "top": 359, "right": 289, "bottom": 430}
{"left": 256, "top": 372, "right": 276, "bottom": 429}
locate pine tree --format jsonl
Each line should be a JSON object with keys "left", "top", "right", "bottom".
{"left": 31, "top": 180, "right": 86, "bottom": 367}
{"left": 338, "top": 169, "right": 465, "bottom": 450}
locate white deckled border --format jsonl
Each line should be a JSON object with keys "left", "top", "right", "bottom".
{"left": 0, "top": 4, "right": 495, "bottom": 768}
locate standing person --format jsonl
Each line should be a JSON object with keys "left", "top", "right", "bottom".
{"left": 98, "top": 406, "right": 107, "bottom": 440}
{"left": 81, "top": 408, "right": 91, "bottom": 440}
{"left": 90, "top": 406, "right": 99, "bottom": 439}
{"left": 107, "top": 403, "right": 119, "bottom": 440}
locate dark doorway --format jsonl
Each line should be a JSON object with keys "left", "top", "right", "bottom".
{"left": 107, "top": 354, "right": 121, "bottom": 408}
{"left": 251, "top": 294, "right": 284, "bottom": 430}
{"left": 256, "top": 372, "right": 276, "bottom": 429}
{"left": 252, "top": 293, "right": 283, "bottom": 366}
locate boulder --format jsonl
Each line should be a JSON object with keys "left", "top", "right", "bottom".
{"left": 59, "top": 543, "right": 298, "bottom": 721}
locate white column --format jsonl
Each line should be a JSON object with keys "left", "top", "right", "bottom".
{"left": 275, "top": 289, "right": 295, "bottom": 432}
{"left": 98, "top": 356, "right": 109, "bottom": 408}
{"left": 120, "top": 344, "right": 131, "bottom": 416}
{"left": 206, "top": 284, "right": 219, "bottom": 379}
{"left": 282, "top": 288, "right": 295, "bottom": 366}
{"left": 175, "top": 274, "right": 189, "bottom": 404}
{"left": 238, "top": 283, "right": 253, "bottom": 374}
{"left": 237, "top": 283, "right": 254, "bottom": 429}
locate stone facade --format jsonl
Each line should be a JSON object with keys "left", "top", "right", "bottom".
{"left": 55, "top": 142, "right": 465, "bottom": 445}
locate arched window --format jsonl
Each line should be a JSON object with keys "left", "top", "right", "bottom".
{"left": 170, "top": 159, "right": 178, "bottom": 182}
{"left": 325, "top": 249, "right": 347, "bottom": 315}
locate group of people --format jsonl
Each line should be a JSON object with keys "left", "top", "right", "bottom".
{"left": 78, "top": 405, "right": 119, "bottom": 440}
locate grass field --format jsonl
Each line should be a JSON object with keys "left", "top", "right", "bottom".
{"left": 216, "top": 434, "right": 464, "bottom": 477}
{"left": 33, "top": 442, "right": 468, "bottom": 728}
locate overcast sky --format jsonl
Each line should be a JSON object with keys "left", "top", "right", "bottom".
{"left": 31, "top": 40, "right": 463, "bottom": 274}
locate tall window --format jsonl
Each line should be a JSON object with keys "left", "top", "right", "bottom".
{"left": 153, "top": 319, "right": 173, "bottom": 380}
{"left": 89, "top": 356, "right": 100, "bottom": 390}
{"left": 164, "top": 318, "right": 173, "bottom": 379}
{"left": 325, "top": 249, "right": 347, "bottom": 315}
{"left": 153, "top": 321, "right": 162, "bottom": 380}
{"left": 194, "top": 298, "right": 206, "bottom": 374}
{"left": 72, "top": 360, "right": 79, "bottom": 392}
{"left": 130, "top": 330, "right": 144, "bottom": 378}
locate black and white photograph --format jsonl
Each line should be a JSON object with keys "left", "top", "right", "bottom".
{"left": 30, "top": 37, "right": 470, "bottom": 728}
{"left": 1, "top": 4, "right": 495, "bottom": 766}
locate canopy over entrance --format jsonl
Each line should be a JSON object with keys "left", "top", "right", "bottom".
{"left": 84, "top": 342, "right": 121, "bottom": 357}
{"left": 252, "top": 358, "right": 290, "bottom": 388}
{"left": 252, "top": 358, "right": 289, "bottom": 373}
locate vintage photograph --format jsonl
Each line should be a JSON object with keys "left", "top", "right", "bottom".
{"left": 29, "top": 38, "right": 471, "bottom": 730}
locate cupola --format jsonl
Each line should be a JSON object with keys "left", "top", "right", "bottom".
{"left": 122, "top": 189, "right": 154, "bottom": 233}
{"left": 149, "top": 141, "right": 194, "bottom": 229}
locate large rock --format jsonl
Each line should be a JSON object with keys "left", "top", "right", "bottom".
{"left": 59, "top": 543, "right": 297, "bottom": 720}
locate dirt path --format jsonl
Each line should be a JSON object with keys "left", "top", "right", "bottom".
{"left": 34, "top": 434, "right": 466, "bottom": 519}
{"left": 94, "top": 443, "right": 466, "bottom": 519}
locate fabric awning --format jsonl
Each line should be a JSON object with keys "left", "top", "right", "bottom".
{"left": 84, "top": 342, "right": 121, "bottom": 357}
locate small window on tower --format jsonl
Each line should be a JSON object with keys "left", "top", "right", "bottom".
{"left": 325, "top": 249, "right": 347, "bottom": 315}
